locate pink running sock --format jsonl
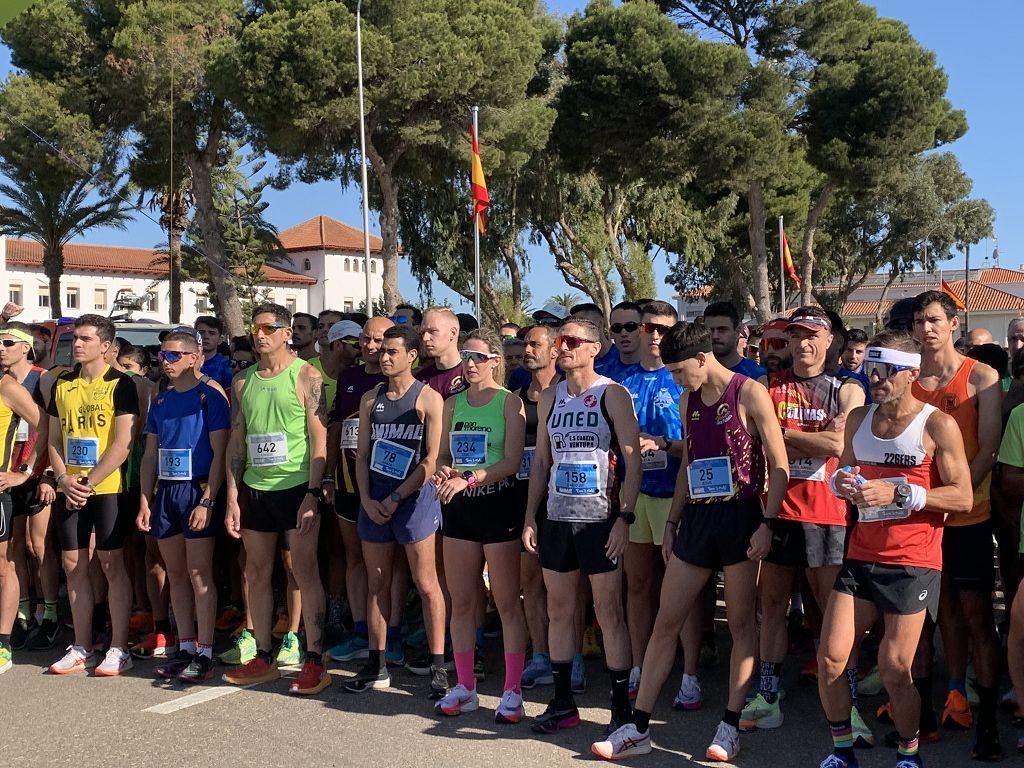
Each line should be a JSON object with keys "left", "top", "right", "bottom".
{"left": 504, "top": 651, "right": 526, "bottom": 694}
{"left": 454, "top": 650, "right": 476, "bottom": 691}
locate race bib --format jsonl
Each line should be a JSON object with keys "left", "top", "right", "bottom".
{"left": 450, "top": 431, "right": 487, "bottom": 467}
{"left": 858, "top": 477, "right": 910, "bottom": 523}
{"left": 14, "top": 418, "right": 28, "bottom": 443}
{"left": 66, "top": 436, "right": 99, "bottom": 468}
{"left": 371, "top": 439, "right": 415, "bottom": 480}
{"left": 247, "top": 432, "right": 288, "bottom": 467}
{"left": 687, "top": 456, "right": 735, "bottom": 499}
{"left": 517, "top": 446, "right": 535, "bottom": 481}
{"left": 789, "top": 456, "right": 827, "bottom": 482}
{"left": 158, "top": 448, "right": 192, "bottom": 480}
{"left": 554, "top": 462, "right": 599, "bottom": 497}
{"left": 340, "top": 418, "right": 359, "bottom": 450}
{"left": 641, "top": 449, "right": 668, "bottom": 472}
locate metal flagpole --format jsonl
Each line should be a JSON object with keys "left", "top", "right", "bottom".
{"left": 779, "top": 215, "right": 786, "bottom": 313}
{"left": 356, "top": 0, "right": 373, "bottom": 314}
{"left": 472, "top": 105, "right": 481, "bottom": 322}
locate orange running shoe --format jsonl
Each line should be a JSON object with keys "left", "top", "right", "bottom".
{"left": 129, "top": 611, "right": 153, "bottom": 636}
{"left": 941, "top": 689, "right": 973, "bottom": 730}
{"left": 875, "top": 701, "right": 894, "bottom": 724}
{"left": 215, "top": 605, "right": 245, "bottom": 632}
{"left": 222, "top": 655, "right": 281, "bottom": 686}
{"left": 290, "top": 658, "right": 332, "bottom": 695}
{"left": 130, "top": 631, "right": 178, "bottom": 660}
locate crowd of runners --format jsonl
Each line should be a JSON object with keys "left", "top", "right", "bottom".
{"left": 0, "top": 291, "right": 1022, "bottom": 768}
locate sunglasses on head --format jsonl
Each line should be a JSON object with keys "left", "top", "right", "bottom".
{"left": 390, "top": 315, "right": 411, "bottom": 325}
{"left": 760, "top": 337, "right": 788, "bottom": 352}
{"left": 336, "top": 338, "right": 360, "bottom": 347}
{"left": 250, "top": 322, "right": 286, "bottom": 335}
{"left": 555, "top": 334, "right": 596, "bottom": 351}
{"left": 610, "top": 321, "right": 639, "bottom": 334}
{"left": 158, "top": 350, "right": 195, "bottom": 364}
{"left": 0, "top": 339, "right": 27, "bottom": 348}
{"left": 864, "top": 361, "right": 915, "bottom": 381}
{"left": 460, "top": 350, "right": 499, "bottom": 364}
{"left": 641, "top": 322, "right": 672, "bottom": 335}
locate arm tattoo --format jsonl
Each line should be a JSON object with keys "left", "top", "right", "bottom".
{"left": 307, "top": 376, "right": 327, "bottom": 421}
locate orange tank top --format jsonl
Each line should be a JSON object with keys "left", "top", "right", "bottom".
{"left": 911, "top": 356, "right": 989, "bottom": 526}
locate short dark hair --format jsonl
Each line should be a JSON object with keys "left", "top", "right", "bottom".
{"left": 252, "top": 303, "right": 291, "bottom": 325}
{"left": 571, "top": 302, "right": 604, "bottom": 318}
{"left": 346, "top": 312, "right": 369, "bottom": 326}
{"left": 383, "top": 325, "right": 423, "bottom": 359}
{"left": 560, "top": 317, "right": 602, "bottom": 342}
{"left": 846, "top": 328, "right": 869, "bottom": 346}
{"left": 195, "top": 315, "right": 225, "bottom": 334}
{"left": 118, "top": 344, "right": 150, "bottom": 369}
{"left": 642, "top": 300, "right": 678, "bottom": 320}
{"left": 499, "top": 321, "right": 521, "bottom": 332}
{"left": 74, "top": 314, "right": 116, "bottom": 343}
{"left": 456, "top": 312, "right": 479, "bottom": 334}
{"left": 610, "top": 301, "right": 642, "bottom": 316}
{"left": 912, "top": 290, "right": 958, "bottom": 321}
{"left": 967, "top": 343, "right": 1008, "bottom": 380}
{"left": 292, "top": 312, "right": 316, "bottom": 326}
{"left": 704, "top": 301, "right": 740, "bottom": 329}
{"left": 231, "top": 335, "right": 253, "bottom": 353}
{"left": 318, "top": 309, "right": 343, "bottom": 321}
{"left": 395, "top": 303, "right": 423, "bottom": 326}
{"left": 660, "top": 322, "right": 711, "bottom": 365}
{"left": 868, "top": 330, "right": 921, "bottom": 354}
{"left": 29, "top": 323, "right": 51, "bottom": 340}
{"left": 164, "top": 332, "right": 200, "bottom": 351}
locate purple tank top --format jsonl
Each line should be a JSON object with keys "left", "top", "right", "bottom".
{"left": 685, "top": 374, "right": 765, "bottom": 502}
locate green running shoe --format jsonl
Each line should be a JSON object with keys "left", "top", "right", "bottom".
{"left": 219, "top": 629, "right": 256, "bottom": 666}
{"left": 276, "top": 631, "right": 301, "bottom": 666}
{"left": 739, "top": 693, "right": 784, "bottom": 731}
{"left": 0, "top": 644, "right": 11, "bottom": 674}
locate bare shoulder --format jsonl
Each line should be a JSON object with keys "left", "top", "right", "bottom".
{"left": 969, "top": 358, "right": 999, "bottom": 388}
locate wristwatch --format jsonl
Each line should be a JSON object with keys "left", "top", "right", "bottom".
{"left": 617, "top": 509, "right": 636, "bottom": 525}
{"left": 16, "top": 463, "right": 30, "bottom": 475}
{"left": 306, "top": 486, "right": 325, "bottom": 502}
{"left": 894, "top": 483, "right": 912, "bottom": 509}
{"left": 761, "top": 516, "right": 776, "bottom": 531}
{"left": 389, "top": 491, "right": 402, "bottom": 504}
{"left": 199, "top": 498, "right": 215, "bottom": 510}
{"left": 660, "top": 436, "right": 672, "bottom": 452}
{"left": 462, "top": 471, "right": 478, "bottom": 487}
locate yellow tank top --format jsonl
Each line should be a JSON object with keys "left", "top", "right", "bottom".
{"left": 0, "top": 381, "right": 19, "bottom": 473}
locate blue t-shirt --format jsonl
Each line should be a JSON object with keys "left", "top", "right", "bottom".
{"left": 837, "top": 367, "right": 872, "bottom": 404}
{"left": 145, "top": 381, "right": 231, "bottom": 479}
{"left": 730, "top": 357, "right": 767, "bottom": 381}
{"left": 507, "top": 366, "right": 531, "bottom": 392}
{"left": 596, "top": 345, "right": 641, "bottom": 383}
{"left": 201, "top": 353, "right": 234, "bottom": 391}
{"left": 619, "top": 366, "right": 684, "bottom": 498}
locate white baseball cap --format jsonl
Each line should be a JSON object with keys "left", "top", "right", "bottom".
{"left": 327, "top": 320, "right": 362, "bottom": 344}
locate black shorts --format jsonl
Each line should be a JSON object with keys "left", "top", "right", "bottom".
{"left": 335, "top": 491, "right": 359, "bottom": 524}
{"left": 673, "top": 497, "right": 764, "bottom": 570}
{"left": 119, "top": 486, "right": 141, "bottom": 524}
{"left": 835, "top": 559, "right": 940, "bottom": 620}
{"left": 538, "top": 514, "right": 618, "bottom": 575}
{"left": 0, "top": 492, "right": 12, "bottom": 543}
{"left": 57, "top": 493, "right": 129, "bottom": 551}
{"left": 942, "top": 520, "right": 995, "bottom": 593}
{"left": 240, "top": 482, "right": 312, "bottom": 535}
{"left": 10, "top": 479, "right": 42, "bottom": 517}
{"left": 443, "top": 478, "right": 523, "bottom": 545}
{"left": 766, "top": 519, "right": 847, "bottom": 569}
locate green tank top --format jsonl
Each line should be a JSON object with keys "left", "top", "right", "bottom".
{"left": 309, "top": 356, "right": 337, "bottom": 415}
{"left": 450, "top": 388, "right": 509, "bottom": 473}
{"left": 241, "top": 357, "right": 309, "bottom": 491}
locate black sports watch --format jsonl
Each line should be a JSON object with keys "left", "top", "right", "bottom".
{"left": 199, "top": 498, "right": 215, "bottom": 510}
{"left": 617, "top": 509, "right": 636, "bottom": 525}
{"left": 306, "top": 486, "right": 325, "bottom": 502}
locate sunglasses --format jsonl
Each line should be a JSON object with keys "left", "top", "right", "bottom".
{"left": 501, "top": 334, "right": 518, "bottom": 342}
{"left": 390, "top": 315, "right": 411, "bottom": 325}
{"left": 0, "top": 339, "right": 27, "bottom": 348}
{"left": 231, "top": 359, "right": 253, "bottom": 370}
{"left": 251, "top": 322, "right": 286, "bottom": 335}
{"left": 460, "top": 350, "right": 499, "bottom": 364}
{"left": 864, "top": 361, "right": 915, "bottom": 381}
{"left": 641, "top": 322, "right": 673, "bottom": 335}
{"left": 760, "top": 337, "right": 788, "bottom": 352}
{"left": 335, "top": 338, "right": 360, "bottom": 347}
{"left": 610, "top": 322, "right": 639, "bottom": 334}
{"left": 555, "top": 334, "right": 597, "bottom": 351}
{"left": 158, "top": 350, "right": 195, "bottom": 363}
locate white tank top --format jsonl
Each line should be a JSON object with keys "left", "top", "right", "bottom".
{"left": 546, "top": 377, "right": 615, "bottom": 522}
{"left": 851, "top": 403, "right": 936, "bottom": 468}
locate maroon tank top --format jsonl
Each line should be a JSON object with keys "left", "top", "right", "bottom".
{"left": 685, "top": 374, "right": 766, "bottom": 502}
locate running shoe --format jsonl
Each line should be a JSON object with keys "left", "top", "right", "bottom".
{"left": 895, "top": 756, "right": 923, "bottom": 768}
{"left": 0, "top": 645, "right": 11, "bottom": 675}
{"left": 276, "top": 631, "right": 301, "bottom": 666}
{"left": 178, "top": 654, "right": 215, "bottom": 683}
{"left": 799, "top": 656, "right": 818, "bottom": 686}
{"left": 290, "top": 658, "right": 332, "bottom": 695}
{"left": 592, "top": 722, "right": 652, "bottom": 760}
{"left": 941, "top": 689, "right": 973, "bottom": 730}
{"left": 385, "top": 638, "right": 405, "bottom": 667}
{"left": 973, "top": 725, "right": 1003, "bottom": 762}
{"left": 582, "top": 625, "right": 602, "bottom": 659}
{"left": 129, "top": 610, "right": 153, "bottom": 635}
{"left": 851, "top": 705, "right": 875, "bottom": 748}
{"left": 705, "top": 721, "right": 740, "bottom": 762}
{"left": 571, "top": 653, "right": 586, "bottom": 694}
{"left": 130, "top": 631, "right": 178, "bottom": 660}
{"left": 271, "top": 613, "right": 290, "bottom": 639}
{"left": 49, "top": 645, "right": 96, "bottom": 675}
{"left": 25, "top": 618, "right": 61, "bottom": 651}
{"left": 11, "top": 616, "right": 36, "bottom": 650}
{"left": 429, "top": 664, "right": 449, "bottom": 700}
{"left": 672, "top": 673, "right": 703, "bottom": 711}
{"left": 628, "top": 666, "right": 641, "bottom": 700}
{"left": 435, "top": 683, "right": 479, "bottom": 716}
{"left": 739, "top": 693, "right": 783, "bottom": 731}
{"left": 344, "top": 662, "right": 390, "bottom": 693}
{"left": 328, "top": 634, "right": 369, "bottom": 662}
{"left": 95, "top": 647, "right": 133, "bottom": 677}
{"left": 818, "top": 754, "right": 859, "bottom": 768}
{"left": 531, "top": 700, "right": 581, "bottom": 734}
{"left": 494, "top": 689, "right": 525, "bottom": 724}
{"left": 214, "top": 605, "right": 244, "bottom": 632}
{"left": 857, "top": 666, "right": 883, "bottom": 697}
{"left": 154, "top": 651, "right": 193, "bottom": 680}
{"left": 521, "top": 653, "right": 553, "bottom": 688}
{"left": 405, "top": 649, "right": 454, "bottom": 676}
{"left": 218, "top": 629, "right": 256, "bottom": 666}
{"left": 875, "top": 701, "right": 894, "bottom": 725}
{"left": 222, "top": 655, "right": 280, "bottom": 686}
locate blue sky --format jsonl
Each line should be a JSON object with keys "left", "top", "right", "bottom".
{"left": 0, "top": 0, "right": 1017, "bottom": 312}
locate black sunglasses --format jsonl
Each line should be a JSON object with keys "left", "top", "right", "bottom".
{"left": 610, "top": 322, "right": 639, "bottom": 334}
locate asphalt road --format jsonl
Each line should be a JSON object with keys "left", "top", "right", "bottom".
{"left": 1, "top": 629, "right": 1015, "bottom": 768}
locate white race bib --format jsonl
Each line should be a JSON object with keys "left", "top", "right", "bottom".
{"left": 858, "top": 477, "right": 910, "bottom": 523}
{"left": 247, "top": 432, "right": 288, "bottom": 467}
{"left": 516, "top": 446, "right": 535, "bottom": 481}
{"left": 15, "top": 418, "right": 28, "bottom": 443}
{"left": 641, "top": 449, "right": 668, "bottom": 472}
{"left": 789, "top": 456, "right": 827, "bottom": 482}
{"left": 449, "top": 431, "right": 488, "bottom": 467}
{"left": 158, "top": 448, "right": 192, "bottom": 480}
{"left": 687, "top": 456, "right": 735, "bottom": 499}
{"left": 340, "top": 418, "right": 359, "bottom": 450}
{"left": 370, "top": 439, "right": 415, "bottom": 480}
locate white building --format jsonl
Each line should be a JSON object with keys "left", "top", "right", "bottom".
{"left": 0, "top": 214, "right": 384, "bottom": 324}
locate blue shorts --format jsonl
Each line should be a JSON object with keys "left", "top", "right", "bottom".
{"left": 152, "top": 479, "right": 224, "bottom": 540}
{"left": 358, "top": 485, "right": 440, "bottom": 546}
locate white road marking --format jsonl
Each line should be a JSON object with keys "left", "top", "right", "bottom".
{"left": 143, "top": 665, "right": 303, "bottom": 714}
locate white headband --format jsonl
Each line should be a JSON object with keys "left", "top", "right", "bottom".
{"left": 864, "top": 346, "right": 921, "bottom": 368}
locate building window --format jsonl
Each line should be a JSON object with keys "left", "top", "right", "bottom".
{"left": 371, "top": 260, "right": 377, "bottom": 274}
{"left": 343, "top": 258, "right": 350, "bottom": 272}
{"left": 343, "top": 298, "right": 354, "bottom": 312}
{"left": 355, "top": 259, "right": 361, "bottom": 273}
{"left": 143, "top": 291, "right": 159, "bottom": 312}
{"left": 285, "top": 297, "right": 297, "bottom": 315}
{"left": 8, "top": 284, "right": 21, "bottom": 305}
{"left": 94, "top": 288, "right": 107, "bottom": 311}
{"left": 303, "top": 258, "right": 312, "bottom": 271}
{"left": 66, "top": 287, "right": 79, "bottom": 310}
{"left": 196, "top": 294, "right": 211, "bottom": 312}
{"left": 38, "top": 294, "right": 49, "bottom": 308}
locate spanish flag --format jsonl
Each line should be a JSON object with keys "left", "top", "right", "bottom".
{"left": 782, "top": 230, "right": 801, "bottom": 287}
{"left": 470, "top": 123, "right": 490, "bottom": 235}
{"left": 941, "top": 278, "right": 966, "bottom": 310}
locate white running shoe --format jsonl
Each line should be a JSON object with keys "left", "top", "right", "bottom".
{"left": 95, "top": 647, "right": 133, "bottom": 677}
{"left": 49, "top": 645, "right": 96, "bottom": 675}
{"left": 592, "top": 722, "right": 652, "bottom": 760}
{"left": 435, "top": 683, "right": 479, "bottom": 716}
{"left": 706, "top": 721, "right": 740, "bottom": 762}
{"left": 628, "top": 666, "right": 641, "bottom": 699}
{"left": 672, "top": 673, "right": 703, "bottom": 711}
{"left": 494, "top": 689, "right": 525, "bottom": 724}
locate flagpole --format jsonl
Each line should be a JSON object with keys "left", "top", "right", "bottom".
{"left": 778, "top": 215, "right": 786, "bottom": 314}
{"left": 472, "top": 105, "right": 481, "bottom": 322}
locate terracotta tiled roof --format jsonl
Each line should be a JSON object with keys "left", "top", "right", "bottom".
{"left": 277, "top": 215, "right": 383, "bottom": 253}
{"left": 978, "top": 267, "right": 1024, "bottom": 284}
{"left": 842, "top": 300, "right": 893, "bottom": 318}
{"left": 843, "top": 281, "right": 1024, "bottom": 317}
{"left": 4, "top": 238, "right": 316, "bottom": 285}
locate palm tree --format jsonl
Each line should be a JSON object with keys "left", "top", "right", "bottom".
{"left": 0, "top": 169, "right": 132, "bottom": 318}
{"left": 548, "top": 292, "right": 583, "bottom": 316}
{"left": 142, "top": 182, "right": 194, "bottom": 324}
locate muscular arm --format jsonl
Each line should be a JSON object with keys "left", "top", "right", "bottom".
{"left": 206, "top": 428, "right": 229, "bottom": 500}
{"left": 971, "top": 361, "right": 1001, "bottom": 487}
{"left": 2, "top": 377, "right": 47, "bottom": 468}
{"left": 743, "top": 379, "right": 789, "bottom": 519}
{"left": 606, "top": 383, "right": 641, "bottom": 514}
{"left": 473, "top": 393, "right": 525, "bottom": 485}
{"left": 225, "top": 375, "right": 248, "bottom": 504}
{"left": 394, "top": 387, "right": 443, "bottom": 500}
{"left": 299, "top": 365, "right": 327, "bottom": 488}
{"left": 782, "top": 380, "right": 862, "bottom": 459}
{"left": 86, "top": 412, "right": 135, "bottom": 488}
{"left": 925, "top": 410, "right": 974, "bottom": 516}
{"left": 524, "top": 387, "right": 555, "bottom": 524}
